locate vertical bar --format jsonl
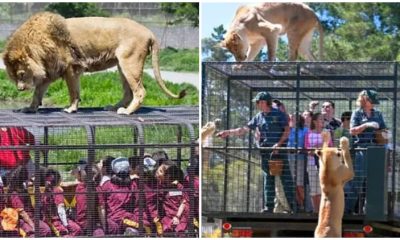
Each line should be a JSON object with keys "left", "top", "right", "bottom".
{"left": 390, "top": 62, "right": 398, "bottom": 218}
{"left": 44, "top": 126, "right": 49, "bottom": 167}
{"left": 223, "top": 76, "right": 231, "bottom": 211}
{"left": 177, "top": 125, "right": 182, "bottom": 169}
{"left": 33, "top": 127, "right": 41, "bottom": 237}
{"left": 246, "top": 90, "right": 253, "bottom": 212}
{"left": 294, "top": 63, "right": 301, "bottom": 213}
{"left": 85, "top": 125, "right": 95, "bottom": 235}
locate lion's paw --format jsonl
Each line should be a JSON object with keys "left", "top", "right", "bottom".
{"left": 117, "top": 107, "right": 131, "bottom": 115}
{"left": 63, "top": 107, "right": 77, "bottom": 114}
{"left": 340, "top": 137, "right": 349, "bottom": 149}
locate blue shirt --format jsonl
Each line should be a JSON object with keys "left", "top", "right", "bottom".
{"left": 288, "top": 127, "right": 308, "bottom": 148}
{"left": 350, "top": 108, "right": 387, "bottom": 144}
{"left": 247, "top": 108, "right": 288, "bottom": 147}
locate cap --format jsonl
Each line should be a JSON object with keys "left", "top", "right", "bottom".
{"left": 143, "top": 156, "right": 157, "bottom": 172}
{"left": 112, "top": 157, "right": 130, "bottom": 174}
{"left": 362, "top": 90, "right": 379, "bottom": 104}
{"left": 71, "top": 158, "right": 87, "bottom": 176}
{"left": 252, "top": 92, "right": 272, "bottom": 102}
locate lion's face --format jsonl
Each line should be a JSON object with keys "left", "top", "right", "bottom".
{"left": 221, "top": 32, "right": 248, "bottom": 62}
{"left": 3, "top": 49, "right": 46, "bottom": 91}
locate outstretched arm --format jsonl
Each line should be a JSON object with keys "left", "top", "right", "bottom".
{"left": 216, "top": 126, "right": 250, "bottom": 138}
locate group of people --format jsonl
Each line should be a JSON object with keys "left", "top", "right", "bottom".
{"left": 216, "top": 89, "right": 388, "bottom": 215}
{"left": 0, "top": 150, "right": 199, "bottom": 237}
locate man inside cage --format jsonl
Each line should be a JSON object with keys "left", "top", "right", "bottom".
{"left": 216, "top": 91, "right": 294, "bottom": 213}
{"left": 0, "top": 127, "right": 35, "bottom": 179}
{"left": 347, "top": 90, "right": 388, "bottom": 214}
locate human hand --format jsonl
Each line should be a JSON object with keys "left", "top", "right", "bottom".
{"left": 364, "top": 121, "right": 379, "bottom": 129}
{"left": 272, "top": 143, "right": 280, "bottom": 154}
{"left": 172, "top": 216, "right": 180, "bottom": 225}
{"left": 216, "top": 130, "right": 229, "bottom": 138}
{"left": 309, "top": 101, "right": 319, "bottom": 111}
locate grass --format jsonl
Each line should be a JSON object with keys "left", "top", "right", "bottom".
{"left": 0, "top": 70, "right": 198, "bottom": 107}
{"left": 145, "top": 47, "right": 199, "bottom": 72}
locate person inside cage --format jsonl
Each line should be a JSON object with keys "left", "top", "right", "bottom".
{"left": 160, "top": 165, "right": 189, "bottom": 236}
{"left": 321, "top": 100, "right": 342, "bottom": 132}
{"left": 216, "top": 91, "right": 294, "bottom": 214}
{"left": 304, "top": 112, "right": 333, "bottom": 213}
{"left": 333, "top": 111, "right": 353, "bottom": 147}
{"left": 129, "top": 155, "right": 163, "bottom": 236}
{"left": 6, "top": 165, "right": 52, "bottom": 237}
{"left": 152, "top": 150, "right": 170, "bottom": 166}
{"left": 287, "top": 113, "right": 309, "bottom": 212}
{"left": 42, "top": 168, "right": 82, "bottom": 237}
{"left": 98, "top": 157, "right": 139, "bottom": 236}
{"left": 302, "top": 110, "right": 313, "bottom": 129}
{"left": 347, "top": 90, "right": 388, "bottom": 214}
{"left": 0, "top": 127, "right": 35, "bottom": 179}
{"left": 71, "top": 162, "right": 105, "bottom": 236}
{"left": 185, "top": 157, "right": 199, "bottom": 229}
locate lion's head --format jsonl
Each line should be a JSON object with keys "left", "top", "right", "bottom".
{"left": 220, "top": 32, "right": 248, "bottom": 62}
{"left": 3, "top": 47, "right": 46, "bottom": 91}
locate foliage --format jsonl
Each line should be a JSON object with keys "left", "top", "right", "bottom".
{"left": 202, "top": 24, "right": 231, "bottom": 61}
{"left": 45, "top": 3, "right": 109, "bottom": 18}
{"left": 0, "top": 70, "right": 198, "bottom": 107}
{"left": 161, "top": 3, "right": 199, "bottom": 27}
{"left": 145, "top": 47, "right": 199, "bottom": 72}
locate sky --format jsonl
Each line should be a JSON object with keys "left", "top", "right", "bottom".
{"left": 201, "top": 2, "right": 244, "bottom": 40}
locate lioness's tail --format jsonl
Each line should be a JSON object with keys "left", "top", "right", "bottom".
{"left": 150, "top": 37, "right": 186, "bottom": 99}
{"left": 317, "top": 20, "right": 324, "bottom": 60}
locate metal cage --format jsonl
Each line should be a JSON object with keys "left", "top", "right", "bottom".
{"left": 202, "top": 61, "right": 399, "bottom": 235}
{"left": 0, "top": 106, "right": 199, "bottom": 237}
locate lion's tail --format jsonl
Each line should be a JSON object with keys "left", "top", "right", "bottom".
{"left": 317, "top": 19, "right": 324, "bottom": 60}
{"left": 150, "top": 37, "right": 186, "bottom": 99}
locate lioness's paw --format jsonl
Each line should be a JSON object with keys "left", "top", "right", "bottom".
{"left": 340, "top": 137, "right": 349, "bottom": 149}
{"left": 232, "top": 64, "right": 243, "bottom": 71}
{"left": 117, "top": 107, "right": 131, "bottom": 115}
{"left": 63, "top": 107, "right": 77, "bottom": 114}
{"left": 19, "top": 107, "right": 38, "bottom": 113}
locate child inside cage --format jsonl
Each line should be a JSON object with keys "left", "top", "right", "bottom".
{"left": 72, "top": 162, "right": 105, "bottom": 236}
{"left": 304, "top": 113, "right": 333, "bottom": 213}
{"left": 42, "top": 168, "right": 82, "bottom": 236}
{"left": 98, "top": 157, "right": 139, "bottom": 236}
{"left": 7, "top": 165, "right": 51, "bottom": 237}
{"left": 161, "top": 165, "right": 189, "bottom": 236}
{"left": 129, "top": 155, "right": 163, "bottom": 236}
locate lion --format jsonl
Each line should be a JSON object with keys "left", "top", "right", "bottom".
{"left": 314, "top": 132, "right": 354, "bottom": 238}
{"left": 221, "top": 3, "right": 324, "bottom": 62}
{"left": 201, "top": 119, "right": 221, "bottom": 170}
{"left": 3, "top": 12, "right": 186, "bottom": 115}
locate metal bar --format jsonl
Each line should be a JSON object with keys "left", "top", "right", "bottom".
{"left": 85, "top": 125, "right": 96, "bottom": 235}
{"left": 246, "top": 90, "right": 253, "bottom": 213}
{"left": 0, "top": 143, "right": 196, "bottom": 150}
{"left": 224, "top": 75, "right": 232, "bottom": 212}
{"left": 390, "top": 62, "right": 398, "bottom": 219}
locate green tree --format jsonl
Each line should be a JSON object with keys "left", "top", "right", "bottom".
{"left": 161, "top": 3, "right": 199, "bottom": 27}
{"left": 202, "top": 24, "right": 231, "bottom": 61}
{"left": 45, "top": 3, "right": 109, "bottom": 18}
{"left": 309, "top": 3, "right": 400, "bottom": 61}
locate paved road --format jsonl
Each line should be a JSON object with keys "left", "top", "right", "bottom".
{"left": 0, "top": 58, "right": 199, "bottom": 89}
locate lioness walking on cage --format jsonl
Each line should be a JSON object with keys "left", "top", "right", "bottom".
{"left": 216, "top": 91, "right": 294, "bottom": 213}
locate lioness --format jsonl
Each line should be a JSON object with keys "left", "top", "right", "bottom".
{"left": 3, "top": 12, "right": 185, "bottom": 115}
{"left": 221, "top": 3, "right": 323, "bottom": 62}
{"left": 314, "top": 132, "right": 354, "bottom": 238}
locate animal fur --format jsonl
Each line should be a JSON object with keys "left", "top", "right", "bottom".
{"left": 3, "top": 12, "right": 185, "bottom": 115}
{"left": 221, "top": 2, "right": 323, "bottom": 62}
{"left": 314, "top": 132, "right": 354, "bottom": 237}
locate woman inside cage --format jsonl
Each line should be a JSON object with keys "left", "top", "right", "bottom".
{"left": 304, "top": 112, "right": 333, "bottom": 213}
{"left": 347, "top": 90, "right": 388, "bottom": 214}
{"left": 216, "top": 91, "right": 294, "bottom": 213}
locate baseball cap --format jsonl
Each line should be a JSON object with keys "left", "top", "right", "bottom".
{"left": 112, "top": 157, "right": 130, "bottom": 174}
{"left": 362, "top": 90, "right": 379, "bottom": 104}
{"left": 143, "top": 156, "right": 157, "bottom": 172}
{"left": 71, "top": 159, "right": 87, "bottom": 176}
{"left": 252, "top": 92, "right": 272, "bottom": 102}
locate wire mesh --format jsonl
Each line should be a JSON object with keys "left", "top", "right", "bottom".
{"left": 0, "top": 106, "right": 199, "bottom": 237}
{"left": 202, "top": 62, "right": 397, "bottom": 221}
